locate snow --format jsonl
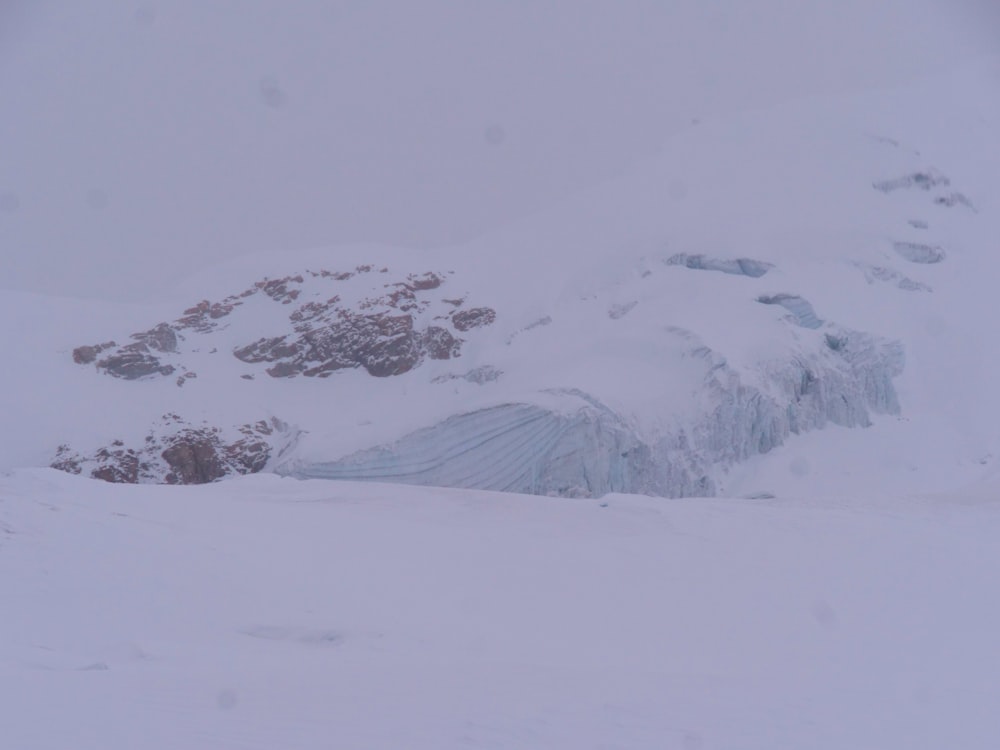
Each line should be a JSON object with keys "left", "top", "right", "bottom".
{"left": 2, "top": 55, "right": 999, "bottom": 497}
{"left": 3, "top": 468, "right": 1000, "bottom": 748}
{"left": 1, "top": 17, "right": 999, "bottom": 746}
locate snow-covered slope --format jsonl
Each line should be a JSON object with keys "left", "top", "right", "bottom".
{"left": 3, "top": 469, "right": 1000, "bottom": 749}
{"left": 3, "top": 58, "right": 999, "bottom": 498}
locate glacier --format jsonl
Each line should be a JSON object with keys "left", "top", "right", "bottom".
{"left": 286, "top": 326, "right": 904, "bottom": 498}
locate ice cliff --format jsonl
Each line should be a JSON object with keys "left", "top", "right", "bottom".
{"left": 286, "top": 325, "right": 904, "bottom": 498}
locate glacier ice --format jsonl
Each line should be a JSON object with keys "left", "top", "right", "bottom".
{"left": 892, "top": 241, "right": 945, "bottom": 264}
{"left": 855, "top": 263, "right": 931, "bottom": 292}
{"left": 285, "top": 328, "right": 904, "bottom": 498}
{"left": 756, "top": 294, "right": 824, "bottom": 329}
{"left": 665, "top": 253, "right": 773, "bottom": 278}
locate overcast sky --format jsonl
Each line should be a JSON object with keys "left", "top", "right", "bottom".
{"left": 1, "top": 0, "right": 998, "bottom": 300}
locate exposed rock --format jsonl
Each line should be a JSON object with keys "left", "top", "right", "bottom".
{"left": 72, "top": 341, "right": 116, "bottom": 365}
{"left": 423, "top": 326, "right": 462, "bottom": 360}
{"left": 97, "top": 346, "right": 175, "bottom": 380}
{"left": 92, "top": 447, "right": 140, "bottom": 484}
{"left": 239, "top": 310, "right": 463, "bottom": 379}
{"left": 257, "top": 275, "right": 304, "bottom": 304}
{"left": 177, "top": 299, "right": 242, "bottom": 332}
{"left": 50, "top": 417, "right": 296, "bottom": 485}
{"left": 234, "top": 336, "right": 299, "bottom": 364}
{"left": 53, "top": 442, "right": 142, "bottom": 483}
{"left": 296, "top": 312, "right": 422, "bottom": 377}
{"left": 406, "top": 272, "right": 444, "bottom": 291}
{"left": 75, "top": 327, "right": 178, "bottom": 380}
{"left": 76, "top": 265, "right": 489, "bottom": 382}
{"left": 162, "top": 437, "right": 226, "bottom": 485}
{"left": 132, "top": 322, "right": 178, "bottom": 353}
{"left": 452, "top": 307, "right": 497, "bottom": 332}
{"left": 51, "top": 445, "right": 83, "bottom": 475}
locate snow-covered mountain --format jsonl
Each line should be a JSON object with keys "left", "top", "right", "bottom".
{"left": 3, "top": 58, "right": 998, "bottom": 499}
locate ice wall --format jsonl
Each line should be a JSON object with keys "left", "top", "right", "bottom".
{"left": 286, "top": 327, "right": 904, "bottom": 498}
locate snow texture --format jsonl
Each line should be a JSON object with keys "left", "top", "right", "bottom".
{"left": 3, "top": 469, "right": 1000, "bottom": 749}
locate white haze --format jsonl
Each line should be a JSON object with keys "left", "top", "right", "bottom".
{"left": 1, "top": 0, "right": 998, "bottom": 301}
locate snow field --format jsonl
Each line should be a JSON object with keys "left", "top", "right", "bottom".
{"left": 3, "top": 469, "right": 1000, "bottom": 748}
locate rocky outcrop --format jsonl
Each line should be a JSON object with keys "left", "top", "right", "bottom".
{"left": 72, "top": 266, "right": 496, "bottom": 381}
{"left": 96, "top": 348, "right": 176, "bottom": 380}
{"left": 51, "top": 417, "right": 296, "bottom": 485}
{"left": 235, "top": 309, "right": 464, "bottom": 378}
{"left": 72, "top": 341, "right": 116, "bottom": 365}
{"left": 452, "top": 307, "right": 497, "bottom": 332}
{"left": 72, "top": 323, "right": 180, "bottom": 380}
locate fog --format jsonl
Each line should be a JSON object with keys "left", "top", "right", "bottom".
{"left": 1, "top": 0, "right": 997, "bottom": 300}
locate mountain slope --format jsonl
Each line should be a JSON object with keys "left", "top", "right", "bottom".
{"left": 3, "top": 58, "right": 999, "bottom": 498}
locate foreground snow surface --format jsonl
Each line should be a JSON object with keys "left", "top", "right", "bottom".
{"left": 3, "top": 470, "right": 999, "bottom": 749}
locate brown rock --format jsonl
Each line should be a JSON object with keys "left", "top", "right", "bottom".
{"left": 234, "top": 336, "right": 300, "bottom": 364}
{"left": 91, "top": 446, "right": 140, "bottom": 483}
{"left": 406, "top": 272, "right": 444, "bottom": 291}
{"left": 73, "top": 346, "right": 99, "bottom": 365}
{"left": 452, "top": 307, "right": 497, "bottom": 332}
{"left": 162, "top": 437, "right": 227, "bottom": 484}
{"left": 267, "top": 361, "right": 304, "bottom": 378}
{"left": 72, "top": 341, "right": 116, "bottom": 365}
{"left": 133, "top": 322, "right": 178, "bottom": 353}
{"left": 423, "top": 326, "right": 462, "bottom": 360}
{"left": 97, "top": 347, "right": 175, "bottom": 380}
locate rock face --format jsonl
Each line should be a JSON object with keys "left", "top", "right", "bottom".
{"left": 52, "top": 417, "right": 296, "bottom": 485}
{"left": 72, "top": 324, "right": 182, "bottom": 380}
{"left": 451, "top": 307, "right": 497, "bottom": 332}
{"left": 97, "top": 348, "right": 176, "bottom": 380}
{"left": 72, "top": 267, "right": 496, "bottom": 381}
{"left": 72, "top": 341, "right": 116, "bottom": 365}
{"left": 234, "top": 310, "right": 462, "bottom": 378}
